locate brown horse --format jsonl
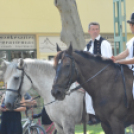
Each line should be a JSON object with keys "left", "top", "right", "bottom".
{"left": 51, "top": 44, "right": 134, "bottom": 134}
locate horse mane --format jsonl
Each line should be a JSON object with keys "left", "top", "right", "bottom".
{"left": 74, "top": 50, "right": 114, "bottom": 64}
{"left": 54, "top": 51, "right": 64, "bottom": 67}
{"left": 24, "top": 59, "right": 55, "bottom": 76}
{"left": 4, "top": 59, "right": 55, "bottom": 82}
{"left": 54, "top": 50, "right": 129, "bottom": 70}
{"left": 54, "top": 50, "right": 114, "bottom": 66}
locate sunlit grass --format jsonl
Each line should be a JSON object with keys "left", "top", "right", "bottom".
{"left": 75, "top": 124, "right": 133, "bottom": 134}
{"left": 75, "top": 124, "right": 104, "bottom": 134}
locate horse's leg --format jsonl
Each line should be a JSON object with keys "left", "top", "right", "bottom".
{"left": 54, "top": 123, "right": 65, "bottom": 134}
{"left": 101, "top": 122, "right": 113, "bottom": 134}
{"left": 109, "top": 118, "right": 125, "bottom": 134}
{"left": 62, "top": 119, "right": 75, "bottom": 134}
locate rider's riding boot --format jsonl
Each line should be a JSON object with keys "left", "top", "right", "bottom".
{"left": 88, "top": 114, "right": 100, "bottom": 125}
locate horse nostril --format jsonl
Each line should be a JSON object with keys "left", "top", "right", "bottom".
{"left": 51, "top": 89, "right": 62, "bottom": 97}
{"left": 57, "top": 90, "right": 62, "bottom": 95}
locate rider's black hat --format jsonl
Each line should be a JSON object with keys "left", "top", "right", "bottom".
{"left": 127, "top": 12, "right": 134, "bottom": 24}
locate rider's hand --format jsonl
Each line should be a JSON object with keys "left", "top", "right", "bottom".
{"left": 111, "top": 56, "right": 116, "bottom": 63}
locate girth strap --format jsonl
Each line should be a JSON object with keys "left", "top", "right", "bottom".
{"left": 120, "top": 65, "right": 128, "bottom": 108}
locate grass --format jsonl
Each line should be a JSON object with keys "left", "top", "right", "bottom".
{"left": 75, "top": 124, "right": 134, "bottom": 134}
{"left": 75, "top": 124, "right": 104, "bottom": 134}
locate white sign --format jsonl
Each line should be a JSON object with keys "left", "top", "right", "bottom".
{"left": 0, "top": 35, "right": 36, "bottom": 50}
{"left": 39, "top": 37, "right": 67, "bottom": 53}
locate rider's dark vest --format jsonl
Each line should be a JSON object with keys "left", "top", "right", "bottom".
{"left": 86, "top": 37, "right": 105, "bottom": 55}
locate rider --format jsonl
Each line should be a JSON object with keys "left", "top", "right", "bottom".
{"left": 84, "top": 22, "right": 113, "bottom": 125}
{"left": 111, "top": 12, "right": 134, "bottom": 94}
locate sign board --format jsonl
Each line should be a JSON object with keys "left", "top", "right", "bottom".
{"left": 39, "top": 37, "right": 67, "bottom": 53}
{"left": 0, "top": 35, "right": 36, "bottom": 50}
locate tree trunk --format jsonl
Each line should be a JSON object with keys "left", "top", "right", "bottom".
{"left": 54, "top": 0, "right": 86, "bottom": 50}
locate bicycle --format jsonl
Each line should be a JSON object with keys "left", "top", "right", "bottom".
{"left": 20, "top": 95, "right": 57, "bottom": 134}
{"left": 22, "top": 109, "right": 46, "bottom": 134}
{"left": 32, "top": 111, "right": 57, "bottom": 134}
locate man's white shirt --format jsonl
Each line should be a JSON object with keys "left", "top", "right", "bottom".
{"left": 84, "top": 35, "right": 113, "bottom": 58}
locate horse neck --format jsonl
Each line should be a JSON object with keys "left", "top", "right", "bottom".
{"left": 25, "top": 63, "right": 55, "bottom": 103}
{"left": 74, "top": 54, "right": 109, "bottom": 98}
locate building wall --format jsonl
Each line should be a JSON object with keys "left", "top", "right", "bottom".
{"left": 0, "top": 0, "right": 133, "bottom": 60}
{"left": 0, "top": 0, "right": 61, "bottom": 33}
{"left": 0, "top": 0, "right": 133, "bottom": 34}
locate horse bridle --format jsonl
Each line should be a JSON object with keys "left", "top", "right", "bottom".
{"left": 54, "top": 54, "right": 79, "bottom": 92}
{"left": 6, "top": 66, "right": 33, "bottom": 98}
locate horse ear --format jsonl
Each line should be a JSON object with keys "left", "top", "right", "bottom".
{"left": 0, "top": 59, "right": 10, "bottom": 80}
{"left": 17, "top": 58, "right": 25, "bottom": 69}
{"left": 67, "top": 42, "right": 73, "bottom": 55}
{"left": 0, "top": 59, "right": 10, "bottom": 70}
{"left": 56, "top": 43, "right": 62, "bottom": 52}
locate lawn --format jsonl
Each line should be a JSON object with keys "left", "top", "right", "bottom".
{"left": 75, "top": 124, "right": 134, "bottom": 134}
{"left": 75, "top": 124, "right": 104, "bottom": 134}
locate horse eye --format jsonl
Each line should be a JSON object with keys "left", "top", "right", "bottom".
{"left": 14, "top": 76, "right": 19, "bottom": 80}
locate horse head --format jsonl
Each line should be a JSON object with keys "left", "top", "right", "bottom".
{"left": 3, "top": 59, "right": 32, "bottom": 110}
{"left": 51, "top": 43, "right": 78, "bottom": 100}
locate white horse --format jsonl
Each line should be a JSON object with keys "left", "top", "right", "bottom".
{"left": 0, "top": 59, "right": 86, "bottom": 134}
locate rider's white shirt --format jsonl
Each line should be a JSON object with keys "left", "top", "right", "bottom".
{"left": 84, "top": 35, "right": 113, "bottom": 58}
{"left": 126, "top": 37, "right": 134, "bottom": 71}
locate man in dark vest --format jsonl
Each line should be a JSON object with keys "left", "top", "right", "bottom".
{"left": 84, "top": 22, "right": 113, "bottom": 125}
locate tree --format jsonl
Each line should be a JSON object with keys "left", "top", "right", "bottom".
{"left": 54, "top": 0, "right": 86, "bottom": 50}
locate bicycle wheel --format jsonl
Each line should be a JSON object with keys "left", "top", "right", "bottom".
{"left": 30, "top": 124, "right": 46, "bottom": 134}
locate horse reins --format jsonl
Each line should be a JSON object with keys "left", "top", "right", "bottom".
{"left": 15, "top": 95, "right": 56, "bottom": 108}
